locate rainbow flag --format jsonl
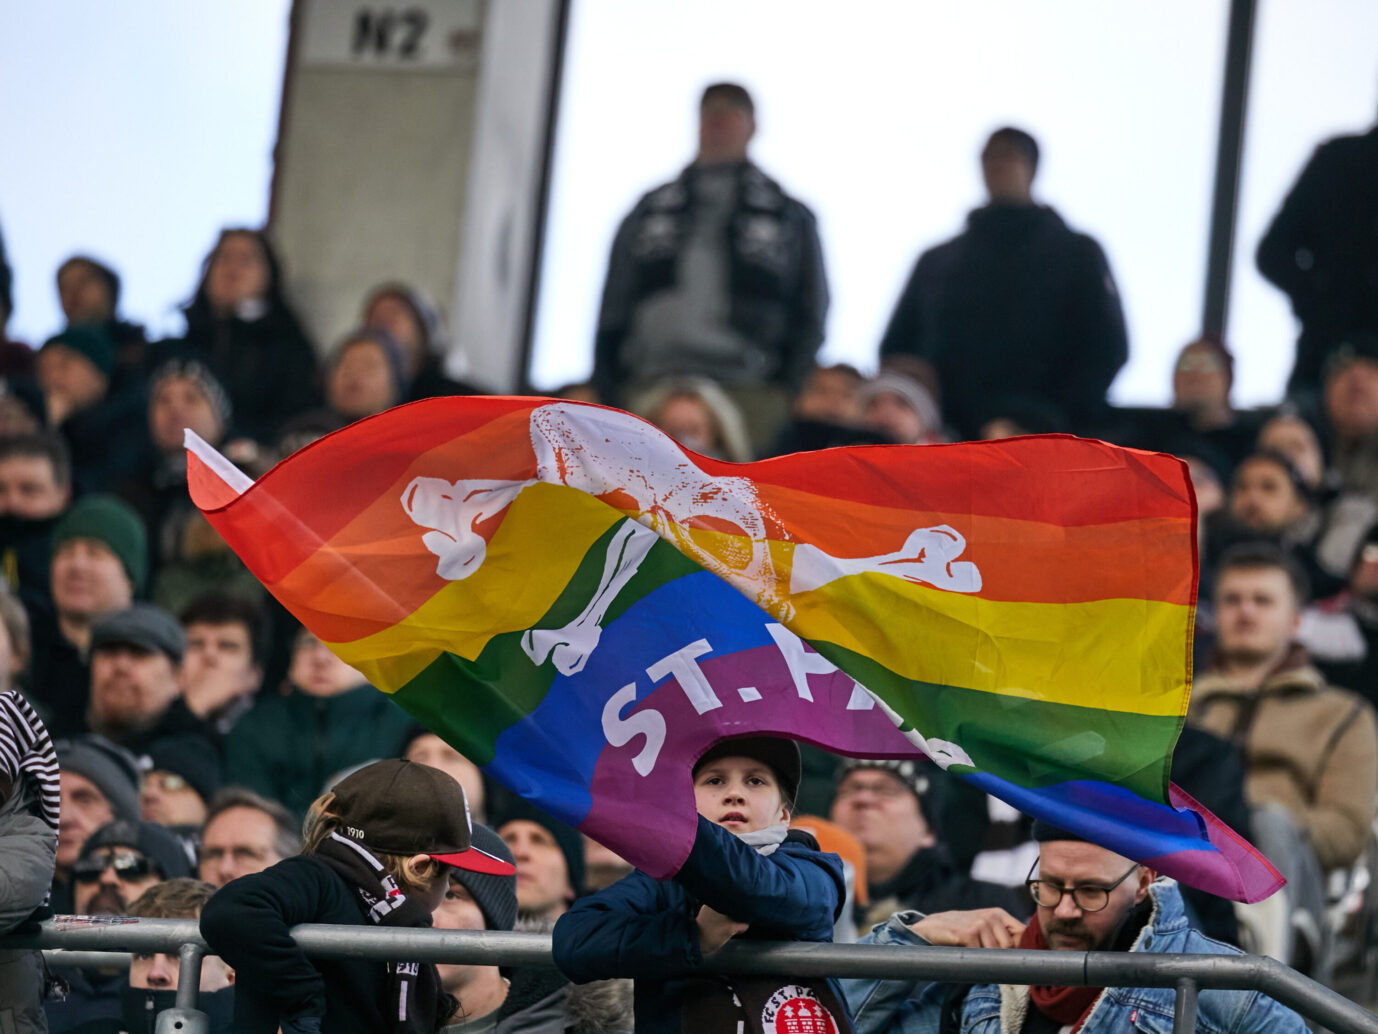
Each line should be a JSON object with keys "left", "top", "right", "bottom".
{"left": 186, "top": 397, "right": 1281, "bottom": 902}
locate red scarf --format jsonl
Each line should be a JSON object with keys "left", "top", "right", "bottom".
{"left": 1019, "top": 914, "right": 1102, "bottom": 1030}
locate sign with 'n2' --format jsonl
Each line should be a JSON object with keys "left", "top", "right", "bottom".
{"left": 299, "top": 0, "right": 482, "bottom": 72}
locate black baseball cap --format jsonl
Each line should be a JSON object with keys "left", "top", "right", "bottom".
{"left": 331, "top": 759, "right": 515, "bottom": 876}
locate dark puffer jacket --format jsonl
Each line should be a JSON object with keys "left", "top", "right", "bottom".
{"left": 553, "top": 816, "right": 845, "bottom": 1034}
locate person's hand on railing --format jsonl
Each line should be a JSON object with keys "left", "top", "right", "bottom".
{"left": 696, "top": 904, "right": 749, "bottom": 955}
{"left": 906, "top": 908, "right": 1026, "bottom": 949}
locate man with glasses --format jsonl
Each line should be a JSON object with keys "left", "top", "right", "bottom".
{"left": 840, "top": 821, "right": 1306, "bottom": 1033}
{"left": 47, "top": 819, "right": 194, "bottom": 1032}
{"left": 71, "top": 819, "right": 193, "bottom": 917}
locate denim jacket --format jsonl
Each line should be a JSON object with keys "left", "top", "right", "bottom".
{"left": 841, "top": 880, "right": 1307, "bottom": 1034}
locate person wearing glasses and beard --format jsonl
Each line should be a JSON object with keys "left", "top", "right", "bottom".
{"left": 839, "top": 821, "right": 1306, "bottom": 1034}
{"left": 45, "top": 820, "right": 193, "bottom": 1033}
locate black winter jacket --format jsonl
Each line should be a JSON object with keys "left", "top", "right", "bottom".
{"left": 880, "top": 203, "right": 1127, "bottom": 440}
{"left": 200, "top": 855, "right": 453, "bottom": 1033}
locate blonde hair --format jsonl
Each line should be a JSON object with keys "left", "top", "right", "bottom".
{"left": 302, "top": 792, "right": 443, "bottom": 890}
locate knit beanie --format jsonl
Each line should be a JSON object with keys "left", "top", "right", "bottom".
{"left": 143, "top": 735, "right": 222, "bottom": 807}
{"left": 41, "top": 324, "right": 117, "bottom": 379}
{"left": 51, "top": 494, "right": 147, "bottom": 595}
{"left": 495, "top": 799, "right": 585, "bottom": 898}
{"left": 834, "top": 758, "right": 932, "bottom": 805}
{"left": 149, "top": 358, "right": 233, "bottom": 434}
{"left": 55, "top": 734, "right": 141, "bottom": 822}
{"left": 81, "top": 819, "right": 194, "bottom": 880}
{"left": 449, "top": 823, "right": 518, "bottom": 931}
{"left": 861, "top": 372, "right": 942, "bottom": 435}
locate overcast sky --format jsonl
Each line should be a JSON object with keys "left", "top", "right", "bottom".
{"left": 3, "top": 2, "right": 1376, "bottom": 409}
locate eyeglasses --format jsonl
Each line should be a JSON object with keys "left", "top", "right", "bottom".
{"left": 1026, "top": 862, "right": 1139, "bottom": 913}
{"left": 72, "top": 849, "right": 156, "bottom": 884}
{"left": 142, "top": 772, "right": 189, "bottom": 794}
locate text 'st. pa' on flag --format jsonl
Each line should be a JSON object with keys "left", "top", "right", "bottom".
{"left": 186, "top": 396, "right": 1282, "bottom": 903}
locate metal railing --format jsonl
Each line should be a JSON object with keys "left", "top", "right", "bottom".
{"left": 8, "top": 917, "right": 1377, "bottom": 1034}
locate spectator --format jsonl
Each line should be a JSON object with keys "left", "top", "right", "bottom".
{"left": 0, "top": 689, "right": 58, "bottom": 1034}
{"left": 119, "top": 878, "right": 235, "bottom": 1034}
{"left": 0, "top": 432, "right": 72, "bottom": 602}
{"left": 160, "top": 228, "right": 318, "bottom": 443}
{"left": 0, "top": 591, "right": 30, "bottom": 703}
{"left": 860, "top": 371, "right": 944, "bottom": 445}
{"left": 592, "top": 82, "right": 828, "bottom": 449}
{"left": 201, "top": 758, "right": 516, "bottom": 1033}
{"left": 403, "top": 728, "right": 487, "bottom": 824}
{"left": 27, "top": 494, "right": 146, "bottom": 735}
{"left": 139, "top": 735, "right": 222, "bottom": 837}
{"left": 582, "top": 835, "right": 633, "bottom": 894}
{"left": 1206, "top": 450, "right": 1341, "bottom": 600}
{"left": 1303, "top": 523, "right": 1378, "bottom": 711}
{"left": 225, "top": 626, "right": 413, "bottom": 817}
{"left": 177, "top": 591, "right": 266, "bottom": 737}
{"left": 55, "top": 255, "right": 148, "bottom": 377}
{"left": 1117, "top": 337, "right": 1261, "bottom": 471}
{"left": 554, "top": 737, "right": 848, "bottom": 1033}
{"left": 0, "top": 223, "right": 28, "bottom": 375}
{"left": 434, "top": 825, "right": 518, "bottom": 1022}
{"left": 631, "top": 376, "right": 753, "bottom": 462}
{"left": 0, "top": 379, "right": 44, "bottom": 435}
{"left": 1257, "top": 409, "right": 1328, "bottom": 493}
{"left": 362, "top": 283, "right": 484, "bottom": 400}
{"left": 497, "top": 801, "right": 585, "bottom": 924}
{"left": 829, "top": 759, "right": 1026, "bottom": 930}
{"left": 768, "top": 363, "right": 893, "bottom": 457}
{"left": 1256, "top": 409, "right": 1378, "bottom": 594}
{"left": 48, "top": 819, "right": 193, "bottom": 1033}
{"left": 35, "top": 325, "right": 145, "bottom": 493}
{"left": 436, "top": 824, "right": 631, "bottom": 1033}
{"left": 198, "top": 788, "right": 300, "bottom": 888}
{"left": 840, "top": 822, "right": 1306, "bottom": 1033}
{"left": 52, "top": 735, "right": 141, "bottom": 912}
{"left": 880, "top": 127, "right": 1127, "bottom": 439}
{"left": 120, "top": 359, "right": 232, "bottom": 581}
{"left": 1189, "top": 543, "right": 1378, "bottom": 970}
{"left": 323, "top": 328, "right": 408, "bottom": 421}
{"left": 1256, "top": 119, "right": 1378, "bottom": 400}
{"left": 87, "top": 603, "right": 213, "bottom": 754}
{"left": 1319, "top": 336, "right": 1378, "bottom": 495}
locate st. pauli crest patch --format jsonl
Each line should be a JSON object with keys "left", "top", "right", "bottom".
{"left": 762, "top": 984, "right": 840, "bottom": 1034}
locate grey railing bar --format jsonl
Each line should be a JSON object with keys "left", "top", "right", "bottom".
{"left": 176, "top": 942, "right": 205, "bottom": 1012}
{"left": 8, "top": 919, "right": 1375, "bottom": 1034}
{"left": 1174, "top": 976, "right": 1199, "bottom": 1034}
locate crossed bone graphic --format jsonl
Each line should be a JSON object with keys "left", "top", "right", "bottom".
{"left": 402, "top": 403, "right": 982, "bottom": 676}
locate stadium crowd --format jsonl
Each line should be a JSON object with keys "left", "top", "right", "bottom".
{"left": 0, "top": 80, "right": 1374, "bottom": 1032}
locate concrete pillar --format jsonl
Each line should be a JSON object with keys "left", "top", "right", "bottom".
{"left": 270, "top": 0, "right": 563, "bottom": 390}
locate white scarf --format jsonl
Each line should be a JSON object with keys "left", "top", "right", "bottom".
{"left": 736, "top": 823, "right": 789, "bottom": 856}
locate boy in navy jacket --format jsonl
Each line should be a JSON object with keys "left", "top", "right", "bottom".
{"left": 553, "top": 736, "right": 849, "bottom": 1033}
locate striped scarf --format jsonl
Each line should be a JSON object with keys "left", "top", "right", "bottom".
{"left": 0, "top": 690, "right": 59, "bottom": 832}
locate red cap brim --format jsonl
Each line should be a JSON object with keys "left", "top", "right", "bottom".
{"left": 430, "top": 846, "right": 517, "bottom": 876}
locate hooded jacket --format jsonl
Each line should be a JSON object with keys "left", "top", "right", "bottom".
{"left": 879, "top": 203, "right": 1127, "bottom": 439}
{"left": 1189, "top": 648, "right": 1378, "bottom": 870}
{"left": 552, "top": 816, "right": 845, "bottom": 1034}
{"left": 841, "top": 880, "right": 1307, "bottom": 1034}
